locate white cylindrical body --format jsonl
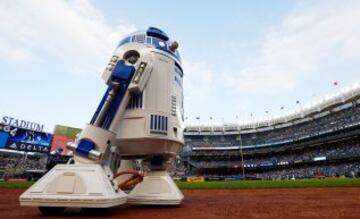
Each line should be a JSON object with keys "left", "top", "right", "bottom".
{"left": 103, "top": 32, "right": 184, "bottom": 159}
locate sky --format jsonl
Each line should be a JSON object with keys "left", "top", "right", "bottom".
{"left": 0, "top": 0, "right": 360, "bottom": 132}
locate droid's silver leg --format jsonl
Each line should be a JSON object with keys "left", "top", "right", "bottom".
{"left": 19, "top": 164, "right": 127, "bottom": 208}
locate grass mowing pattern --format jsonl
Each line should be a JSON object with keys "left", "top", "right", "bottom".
{"left": 176, "top": 178, "right": 360, "bottom": 189}
{"left": 1, "top": 178, "right": 360, "bottom": 189}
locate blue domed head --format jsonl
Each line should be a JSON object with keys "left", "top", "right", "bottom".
{"left": 117, "top": 27, "right": 181, "bottom": 63}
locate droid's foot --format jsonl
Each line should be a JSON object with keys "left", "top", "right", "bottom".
{"left": 127, "top": 171, "right": 183, "bottom": 205}
{"left": 20, "top": 164, "right": 127, "bottom": 209}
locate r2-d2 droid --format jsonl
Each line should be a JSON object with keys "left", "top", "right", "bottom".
{"left": 20, "top": 27, "right": 184, "bottom": 213}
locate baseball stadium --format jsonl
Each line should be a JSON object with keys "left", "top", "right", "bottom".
{"left": 1, "top": 81, "right": 360, "bottom": 219}
{"left": 1, "top": 1, "right": 360, "bottom": 219}
{"left": 182, "top": 86, "right": 360, "bottom": 181}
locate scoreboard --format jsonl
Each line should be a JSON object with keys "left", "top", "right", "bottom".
{"left": 0, "top": 124, "right": 53, "bottom": 153}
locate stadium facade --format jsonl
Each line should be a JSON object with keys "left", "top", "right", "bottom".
{"left": 181, "top": 86, "right": 360, "bottom": 180}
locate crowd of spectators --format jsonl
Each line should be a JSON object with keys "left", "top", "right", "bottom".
{"left": 0, "top": 152, "right": 22, "bottom": 170}
{"left": 187, "top": 142, "right": 360, "bottom": 167}
{"left": 182, "top": 139, "right": 360, "bottom": 179}
{"left": 0, "top": 151, "right": 47, "bottom": 173}
{"left": 245, "top": 162, "right": 360, "bottom": 179}
{"left": 186, "top": 143, "right": 360, "bottom": 164}
{"left": 244, "top": 143, "right": 360, "bottom": 167}
{"left": 184, "top": 162, "right": 360, "bottom": 180}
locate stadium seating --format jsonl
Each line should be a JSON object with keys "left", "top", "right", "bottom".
{"left": 181, "top": 92, "right": 360, "bottom": 180}
{"left": 0, "top": 151, "right": 47, "bottom": 181}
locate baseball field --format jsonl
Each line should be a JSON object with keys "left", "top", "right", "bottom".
{"left": 1, "top": 178, "right": 359, "bottom": 219}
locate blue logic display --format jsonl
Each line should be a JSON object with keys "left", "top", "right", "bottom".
{"left": 0, "top": 124, "right": 53, "bottom": 153}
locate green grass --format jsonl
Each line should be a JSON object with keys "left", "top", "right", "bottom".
{"left": 176, "top": 178, "right": 360, "bottom": 189}
{"left": 0, "top": 181, "right": 33, "bottom": 188}
{"left": 1, "top": 178, "right": 360, "bottom": 189}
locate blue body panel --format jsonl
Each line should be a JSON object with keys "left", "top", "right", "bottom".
{"left": 76, "top": 139, "right": 95, "bottom": 155}
{"left": 101, "top": 62, "right": 135, "bottom": 129}
{"left": 90, "top": 61, "right": 135, "bottom": 130}
{"left": 90, "top": 86, "right": 111, "bottom": 124}
{"left": 101, "top": 81, "right": 128, "bottom": 129}
{"left": 112, "top": 61, "right": 135, "bottom": 82}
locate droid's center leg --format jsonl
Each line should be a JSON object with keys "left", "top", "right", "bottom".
{"left": 127, "top": 156, "right": 184, "bottom": 205}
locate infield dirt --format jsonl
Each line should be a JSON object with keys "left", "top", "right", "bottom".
{"left": 1, "top": 187, "right": 359, "bottom": 219}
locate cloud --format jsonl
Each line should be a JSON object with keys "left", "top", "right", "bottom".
{"left": 183, "top": 59, "right": 214, "bottom": 99}
{"left": 5, "top": 48, "right": 35, "bottom": 63}
{"left": 0, "top": 0, "right": 136, "bottom": 73}
{"left": 221, "top": 0, "right": 360, "bottom": 94}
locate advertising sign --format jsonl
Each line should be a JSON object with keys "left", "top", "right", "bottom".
{"left": 50, "top": 135, "right": 74, "bottom": 155}
{"left": 186, "top": 176, "right": 205, "bottom": 183}
{"left": 54, "top": 124, "right": 81, "bottom": 139}
{"left": 1, "top": 124, "right": 52, "bottom": 153}
{"left": 1, "top": 116, "right": 45, "bottom": 132}
{"left": 0, "top": 131, "right": 9, "bottom": 149}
